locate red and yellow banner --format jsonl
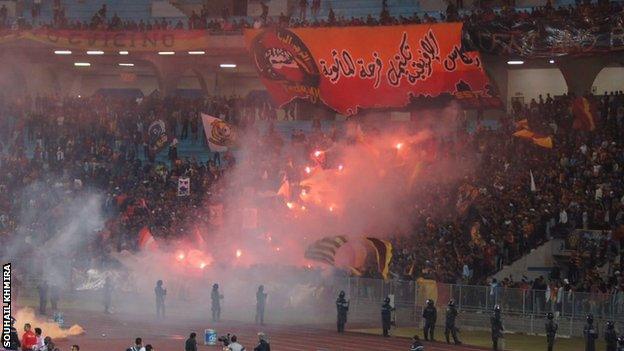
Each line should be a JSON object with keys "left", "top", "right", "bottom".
{"left": 244, "top": 24, "right": 497, "bottom": 115}
{"left": 0, "top": 29, "right": 209, "bottom": 51}
{"left": 572, "top": 97, "right": 598, "bottom": 131}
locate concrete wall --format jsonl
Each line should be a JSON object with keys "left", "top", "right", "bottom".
{"left": 248, "top": 0, "right": 289, "bottom": 16}
{"left": 593, "top": 67, "right": 624, "bottom": 94}
{"left": 215, "top": 73, "right": 265, "bottom": 96}
{"left": 493, "top": 239, "right": 564, "bottom": 282}
{"left": 507, "top": 68, "right": 568, "bottom": 103}
{"left": 69, "top": 73, "right": 159, "bottom": 96}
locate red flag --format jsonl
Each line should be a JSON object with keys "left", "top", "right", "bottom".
{"left": 277, "top": 176, "right": 290, "bottom": 199}
{"left": 572, "top": 97, "right": 597, "bottom": 131}
{"left": 193, "top": 228, "right": 206, "bottom": 246}
{"left": 138, "top": 226, "right": 157, "bottom": 250}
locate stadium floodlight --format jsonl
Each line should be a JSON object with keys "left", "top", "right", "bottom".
{"left": 188, "top": 51, "right": 206, "bottom": 55}
{"left": 220, "top": 63, "right": 237, "bottom": 68}
{"left": 549, "top": 59, "right": 555, "bottom": 64}
{"left": 54, "top": 50, "right": 72, "bottom": 55}
{"left": 158, "top": 51, "right": 175, "bottom": 55}
{"left": 118, "top": 63, "right": 134, "bottom": 67}
{"left": 86, "top": 50, "right": 104, "bottom": 55}
{"left": 507, "top": 60, "right": 524, "bottom": 65}
{"left": 119, "top": 51, "right": 129, "bottom": 55}
{"left": 74, "top": 62, "right": 91, "bottom": 67}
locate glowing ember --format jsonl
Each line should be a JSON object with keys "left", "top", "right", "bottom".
{"left": 286, "top": 202, "right": 295, "bottom": 209}
{"left": 338, "top": 164, "right": 344, "bottom": 171}
{"left": 328, "top": 205, "right": 335, "bottom": 212}
{"left": 301, "top": 189, "right": 307, "bottom": 196}
{"left": 275, "top": 247, "right": 281, "bottom": 252}
{"left": 199, "top": 262, "right": 207, "bottom": 269}
{"left": 305, "top": 166, "right": 312, "bottom": 174}
{"left": 314, "top": 150, "right": 322, "bottom": 157}
{"left": 236, "top": 249, "right": 242, "bottom": 258}
{"left": 395, "top": 142, "right": 404, "bottom": 150}
{"left": 300, "top": 205, "right": 306, "bottom": 210}
{"left": 175, "top": 251, "right": 185, "bottom": 261}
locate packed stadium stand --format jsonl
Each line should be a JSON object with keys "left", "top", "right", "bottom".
{"left": 1, "top": 1, "right": 624, "bottom": 350}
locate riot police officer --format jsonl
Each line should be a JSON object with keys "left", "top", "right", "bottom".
{"left": 336, "top": 291, "right": 349, "bottom": 333}
{"left": 154, "top": 280, "right": 166, "bottom": 318}
{"left": 445, "top": 299, "right": 461, "bottom": 345}
{"left": 617, "top": 336, "right": 624, "bottom": 351}
{"left": 491, "top": 305, "right": 504, "bottom": 351}
{"left": 103, "top": 277, "right": 113, "bottom": 314}
{"left": 583, "top": 314, "right": 598, "bottom": 351}
{"left": 211, "top": 284, "right": 223, "bottom": 322}
{"left": 545, "top": 312, "right": 558, "bottom": 351}
{"left": 422, "top": 299, "right": 437, "bottom": 341}
{"left": 381, "top": 296, "right": 395, "bottom": 337}
{"left": 255, "top": 285, "right": 267, "bottom": 325}
{"left": 605, "top": 321, "right": 617, "bottom": 351}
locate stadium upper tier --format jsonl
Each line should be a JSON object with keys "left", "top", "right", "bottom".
{"left": 0, "top": 0, "right": 612, "bottom": 29}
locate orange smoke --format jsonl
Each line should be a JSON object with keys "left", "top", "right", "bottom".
{"left": 14, "top": 308, "right": 84, "bottom": 340}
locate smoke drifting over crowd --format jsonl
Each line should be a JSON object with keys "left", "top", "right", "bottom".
{"left": 5, "top": 180, "right": 104, "bottom": 288}
{"left": 127, "top": 106, "right": 466, "bottom": 284}
{"left": 6, "top": 103, "right": 474, "bottom": 324}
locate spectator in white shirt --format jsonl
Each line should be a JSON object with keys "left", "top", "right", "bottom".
{"left": 34, "top": 328, "right": 44, "bottom": 351}
{"left": 227, "top": 335, "right": 245, "bottom": 351}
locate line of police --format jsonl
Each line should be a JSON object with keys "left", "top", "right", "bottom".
{"left": 150, "top": 280, "right": 268, "bottom": 324}
{"left": 336, "top": 291, "right": 624, "bottom": 351}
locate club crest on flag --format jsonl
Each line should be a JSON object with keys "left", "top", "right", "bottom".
{"left": 148, "top": 119, "right": 168, "bottom": 153}
{"left": 201, "top": 113, "right": 235, "bottom": 152}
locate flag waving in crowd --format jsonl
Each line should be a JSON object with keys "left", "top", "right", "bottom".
{"left": 138, "top": 226, "right": 157, "bottom": 250}
{"left": 147, "top": 119, "right": 168, "bottom": 153}
{"left": 366, "top": 237, "right": 393, "bottom": 279}
{"left": 512, "top": 119, "right": 553, "bottom": 149}
{"left": 572, "top": 97, "right": 598, "bottom": 131}
{"left": 201, "top": 113, "right": 235, "bottom": 152}
{"left": 305, "top": 236, "right": 348, "bottom": 266}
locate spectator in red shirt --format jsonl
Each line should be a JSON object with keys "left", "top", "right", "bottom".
{"left": 21, "top": 323, "right": 38, "bottom": 351}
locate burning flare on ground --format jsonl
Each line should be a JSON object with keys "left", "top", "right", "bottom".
{"left": 14, "top": 308, "right": 85, "bottom": 340}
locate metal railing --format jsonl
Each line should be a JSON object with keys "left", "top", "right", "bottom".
{"left": 326, "top": 277, "right": 624, "bottom": 337}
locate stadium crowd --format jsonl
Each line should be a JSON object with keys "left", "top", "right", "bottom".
{"left": 1, "top": 88, "right": 624, "bottom": 295}
{"left": 0, "top": 0, "right": 621, "bottom": 32}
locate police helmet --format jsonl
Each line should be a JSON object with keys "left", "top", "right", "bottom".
{"left": 606, "top": 321, "right": 614, "bottom": 329}
{"left": 448, "top": 299, "right": 455, "bottom": 307}
{"left": 618, "top": 336, "right": 624, "bottom": 345}
{"left": 494, "top": 305, "right": 501, "bottom": 313}
{"left": 384, "top": 297, "right": 390, "bottom": 303}
{"left": 426, "top": 299, "right": 434, "bottom": 306}
{"left": 339, "top": 290, "right": 345, "bottom": 298}
{"left": 213, "top": 283, "right": 219, "bottom": 289}
{"left": 546, "top": 312, "right": 554, "bottom": 320}
{"left": 586, "top": 314, "right": 594, "bottom": 324}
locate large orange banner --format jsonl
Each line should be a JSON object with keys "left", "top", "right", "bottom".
{"left": 0, "top": 29, "right": 209, "bottom": 51}
{"left": 244, "top": 24, "right": 498, "bottom": 114}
